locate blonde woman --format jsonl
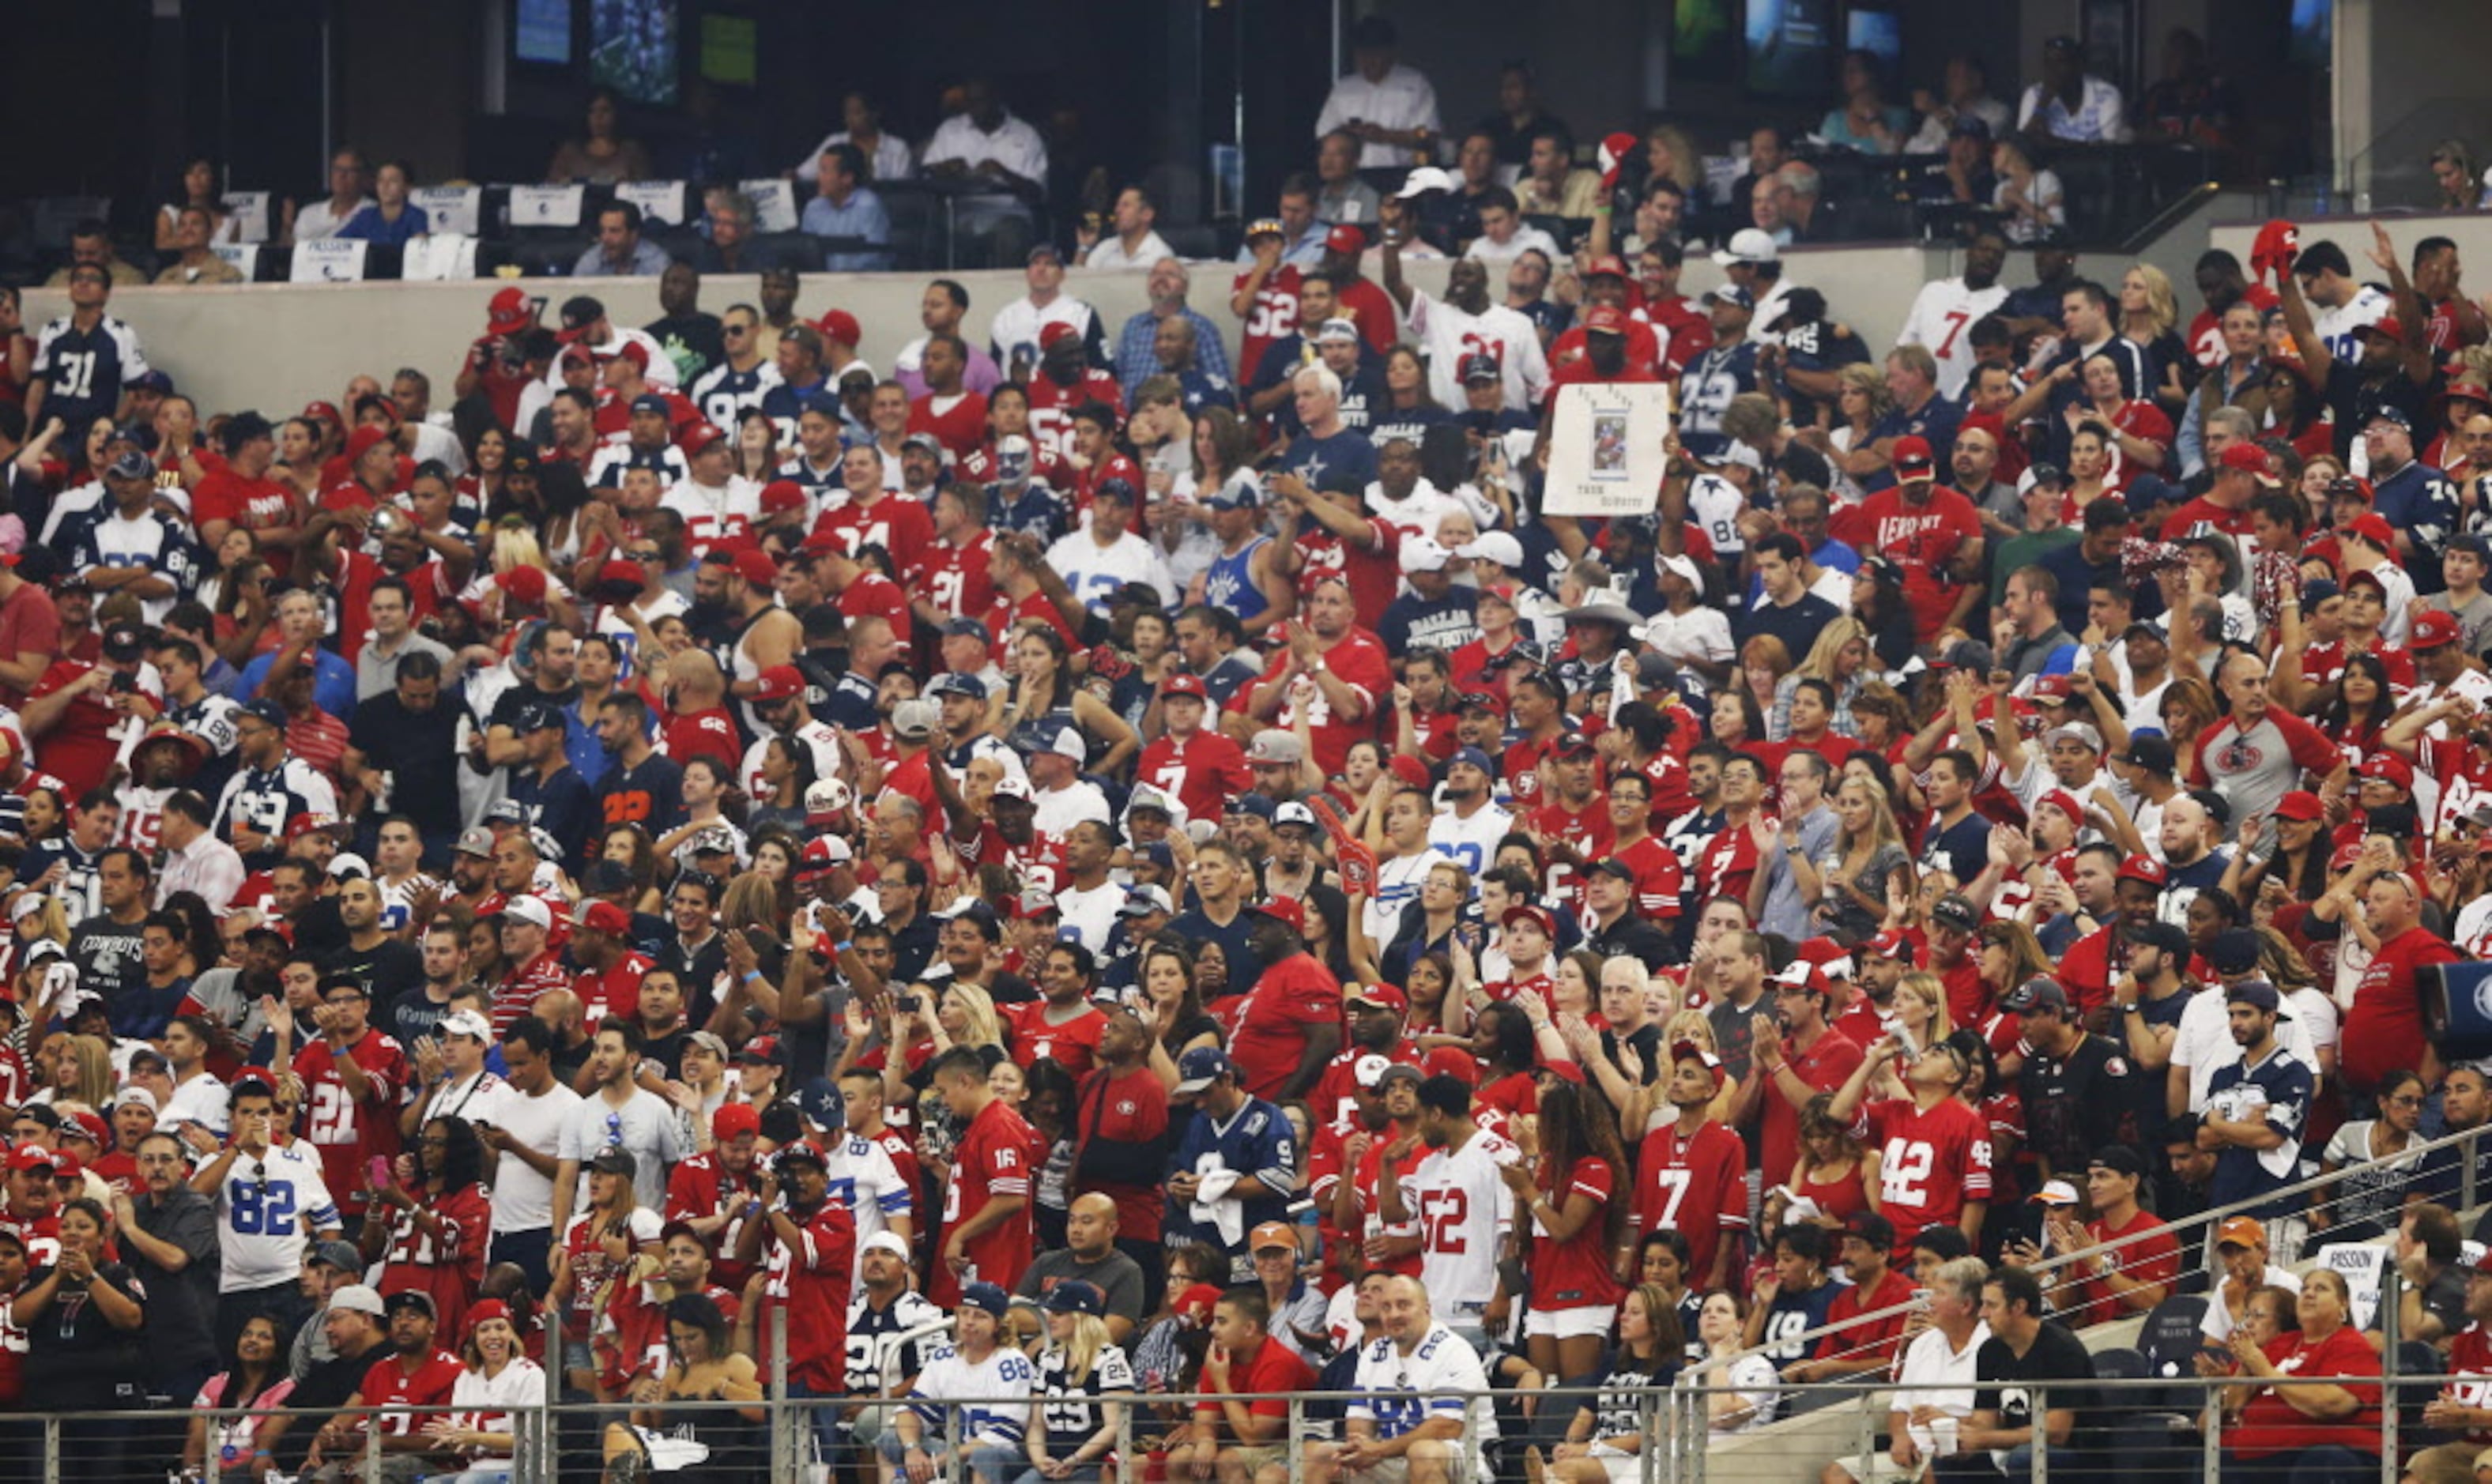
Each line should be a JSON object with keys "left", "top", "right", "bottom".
{"left": 1803, "top": 777, "right": 1916, "bottom": 941}
{"left": 1020, "top": 1282, "right": 1134, "bottom": 1484}
{"left": 1808, "top": 363, "right": 1890, "bottom": 505}
{"left": 1770, "top": 617, "right": 1874, "bottom": 740}
{"left": 2120, "top": 263, "right": 2192, "bottom": 416}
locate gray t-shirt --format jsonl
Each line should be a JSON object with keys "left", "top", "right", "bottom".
{"left": 1015, "top": 1247, "right": 1148, "bottom": 1333}
{"left": 356, "top": 631, "right": 458, "bottom": 702}
{"left": 557, "top": 1087, "right": 692, "bottom": 1212}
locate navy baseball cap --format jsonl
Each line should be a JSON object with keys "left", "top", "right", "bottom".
{"left": 1449, "top": 745, "right": 1496, "bottom": 775}
{"left": 630, "top": 393, "right": 669, "bottom": 417}
{"left": 1173, "top": 1047, "right": 1235, "bottom": 1094}
{"left": 961, "top": 1281, "right": 1012, "bottom": 1317}
{"left": 238, "top": 699, "right": 287, "bottom": 729}
{"left": 792, "top": 1075, "right": 846, "bottom": 1131}
{"left": 1228, "top": 793, "right": 1276, "bottom": 820}
{"left": 929, "top": 672, "right": 989, "bottom": 700}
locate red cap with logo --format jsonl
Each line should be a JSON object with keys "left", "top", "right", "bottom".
{"left": 817, "top": 309, "right": 861, "bottom": 348}
{"left": 750, "top": 665, "right": 805, "bottom": 703}
{"left": 1584, "top": 305, "right": 1628, "bottom": 334}
{"left": 1325, "top": 224, "right": 1366, "bottom": 255}
{"left": 760, "top": 479, "right": 809, "bottom": 516}
{"left": 2360, "top": 751, "right": 2415, "bottom": 791}
{"left": 1892, "top": 436, "right": 1934, "bottom": 479}
{"left": 2347, "top": 512, "right": 2396, "bottom": 549}
{"left": 1159, "top": 672, "right": 1208, "bottom": 700}
{"left": 2411, "top": 609, "right": 2464, "bottom": 650}
{"left": 487, "top": 286, "right": 534, "bottom": 333}
{"left": 732, "top": 547, "right": 779, "bottom": 588}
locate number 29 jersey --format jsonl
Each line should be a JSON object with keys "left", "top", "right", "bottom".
{"left": 1857, "top": 1095, "right": 1993, "bottom": 1253}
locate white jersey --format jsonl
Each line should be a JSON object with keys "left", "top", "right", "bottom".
{"left": 1362, "top": 846, "right": 1452, "bottom": 950}
{"left": 1427, "top": 803, "right": 1512, "bottom": 878}
{"left": 1685, "top": 472, "right": 1750, "bottom": 556}
{"left": 1348, "top": 1323, "right": 1499, "bottom": 1448}
{"left": 660, "top": 476, "right": 762, "bottom": 555}
{"left": 824, "top": 1132, "right": 913, "bottom": 1276}
{"left": 1398, "top": 1128, "right": 1519, "bottom": 1314}
{"left": 1894, "top": 278, "right": 2010, "bottom": 399}
{"left": 2313, "top": 285, "right": 2393, "bottom": 365}
{"left": 587, "top": 442, "right": 692, "bottom": 491}
{"left": 214, "top": 1139, "right": 342, "bottom": 1293}
{"left": 1043, "top": 528, "right": 1177, "bottom": 616}
{"left": 1405, "top": 290, "right": 1549, "bottom": 412}
{"left": 989, "top": 296, "right": 1098, "bottom": 381}
{"left": 738, "top": 720, "right": 840, "bottom": 800}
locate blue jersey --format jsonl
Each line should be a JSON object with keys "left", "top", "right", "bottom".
{"left": 1165, "top": 1096, "right": 1296, "bottom": 1275}
{"left": 1201, "top": 535, "right": 1272, "bottom": 625}
{"left": 32, "top": 315, "right": 149, "bottom": 435}
{"left": 2205, "top": 1045, "right": 2313, "bottom": 1218}
{"left": 692, "top": 359, "right": 782, "bottom": 431}
{"left": 1676, "top": 341, "right": 1762, "bottom": 458}
{"left": 988, "top": 480, "right": 1069, "bottom": 543}
{"left": 211, "top": 758, "right": 341, "bottom": 870}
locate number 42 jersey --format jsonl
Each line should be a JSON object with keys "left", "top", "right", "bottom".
{"left": 1856, "top": 1094, "right": 1993, "bottom": 1254}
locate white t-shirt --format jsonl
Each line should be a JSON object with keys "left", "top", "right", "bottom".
{"left": 161, "top": 1071, "right": 233, "bottom": 1138}
{"left": 1032, "top": 780, "right": 1114, "bottom": 841}
{"left": 1404, "top": 289, "right": 1549, "bottom": 412}
{"left": 1462, "top": 226, "right": 1564, "bottom": 270}
{"left": 492, "top": 1080, "right": 583, "bottom": 1236}
{"left": 1054, "top": 879, "right": 1124, "bottom": 953}
{"left": 1363, "top": 846, "right": 1452, "bottom": 948}
{"left": 1314, "top": 65, "right": 1442, "bottom": 169}
{"left": 1364, "top": 480, "right": 1482, "bottom": 547}
{"left": 1084, "top": 230, "right": 1178, "bottom": 272}
{"left": 1399, "top": 1128, "right": 1519, "bottom": 1313}
{"left": 1895, "top": 278, "right": 2010, "bottom": 400}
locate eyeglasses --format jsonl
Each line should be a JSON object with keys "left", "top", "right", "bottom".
{"left": 723, "top": 324, "right": 752, "bottom": 337}
{"left": 2388, "top": 1094, "right": 2425, "bottom": 1109}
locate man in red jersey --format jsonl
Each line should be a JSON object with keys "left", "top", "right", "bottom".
{"left": 926, "top": 1044, "right": 1038, "bottom": 1306}
{"left": 812, "top": 458, "right": 935, "bottom": 589}
{"left": 1753, "top": 966, "right": 1867, "bottom": 1192}
{"left": 1833, "top": 435, "right": 1984, "bottom": 645}
{"left": 2159, "top": 439, "right": 2271, "bottom": 540}
{"left": 1789, "top": 1211, "right": 1919, "bottom": 1381}
{"left": 1529, "top": 735, "right": 1612, "bottom": 902}
{"left": 1638, "top": 1043, "right": 1748, "bottom": 1290}
{"left": 1310, "top": 987, "right": 1427, "bottom": 1127}
{"left": 1830, "top": 1032, "right": 1994, "bottom": 1254}
{"left": 737, "top": 1137, "right": 854, "bottom": 1442}
{"left": 1634, "top": 240, "right": 1713, "bottom": 378}
{"left": 1241, "top": 577, "right": 1389, "bottom": 778}
{"left": 1548, "top": 260, "right": 1664, "bottom": 379}
{"left": 1137, "top": 672, "right": 1252, "bottom": 825}
{"left": 292, "top": 974, "right": 407, "bottom": 1231}
{"left": 2342, "top": 861, "right": 2460, "bottom": 1097}
{"left": 303, "top": 1290, "right": 465, "bottom": 1475}
{"left": 910, "top": 484, "right": 997, "bottom": 631}
{"left": 1224, "top": 898, "right": 1346, "bottom": 1102}
{"left": 906, "top": 334, "right": 990, "bottom": 461}
{"left": 192, "top": 412, "right": 307, "bottom": 579}
{"left": 25, "top": 619, "right": 162, "bottom": 800}
{"left": 1231, "top": 216, "right": 1305, "bottom": 389}
{"left": 567, "top": 898, "right": 653, "bottom": 1026}
{"left": 2051, "top": 1145, "right": 2178, "bottom": 1328}
{"left": 1072, "top": 1007, "right": 1174, "bottom": 1286}
{"left": 1025, "top": 325, "right": 1125, "bottom": 463}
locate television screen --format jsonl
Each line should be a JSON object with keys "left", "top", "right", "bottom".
{"left": 1746, "top": 0, "right": 1838, "bottom": 98}
{"left": 591, "top": 0, "right": 678, "bottom": 106}
{"left": 1672, "top": 0, "right": 1738, "bottom": 79}
{"left": 699, "top": 13, "right": 757, "bottom": 88}
{"left": 1845, "top": 9, "right": 1902, "bottom": 71}
{"left": 515, "top": 0, "right": 571, "bottom": 66}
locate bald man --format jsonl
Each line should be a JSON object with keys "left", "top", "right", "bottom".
{"left": 1013, "top": 1191, "right": 1147, "bottom": 1344}
{"left": 1310, "top": 1275, "right": 1495, "bottom": 1484}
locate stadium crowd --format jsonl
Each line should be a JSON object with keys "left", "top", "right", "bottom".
{"left": 0, "top": 21, "right": 2486, "bottom": 1482}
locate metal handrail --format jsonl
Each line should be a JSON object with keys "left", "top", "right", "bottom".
{"left": 1680, "top": 1118, "right": 2484, "bottom": 1394}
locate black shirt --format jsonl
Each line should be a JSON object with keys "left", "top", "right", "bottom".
{"left": 1585, "top": 910, "right": 1681, "bottom": 971}
{"left": 644, "top": 311, "right": 726, "bottom": 382}
{"left": 126, "top": 1186, "right": 220, "bottom": 1380}
{"left": 1972, "top": 1320, "right": 2096, "bottom": 1439}
{"left": 322, "top": 935, "right": 426, "bottom": 1017}
{"left": 1167, "top": 906, "right": 1263, "bottom": 1002}
{"left": 348, "top": 691, "right": 466, "bottom": 834}
{"left": 2017, "top": 1030, "right": 2136, "bottom": 1175}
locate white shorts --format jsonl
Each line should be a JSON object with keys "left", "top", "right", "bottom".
{"left": 1525, "top": 1303, "right": 1618, "bottom": 1340}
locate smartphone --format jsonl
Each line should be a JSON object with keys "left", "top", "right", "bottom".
{"left": 898, "top": 995, "right": 924, "bottom": 1015}
{"left": 367, "top": 1155, "right": 392, "bottom": 1189}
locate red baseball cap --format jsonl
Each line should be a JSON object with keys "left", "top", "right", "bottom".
{"left": 1160, "top": 672, "right": 1208, "bottom": 700}
{"left": 1039, "top": 322, "right": 1080, "bottom": 350}
{"left": 1892, "top": 435, "right": 1934, "bottom": 479}
{"left": 344, "top": 424, "right": 393, "bottom": 466}
{"left": 574, "top": 899, "right": 632, "bottom": 936}
{"left": 680, "top": 421, "right": 726, "bottom": 457}
{"left": 6, "top": 1145, "right": 52, "bottom": 1173}
{"left": 732, "top": 547, "right": 779, "bottom": 588}
{"left": 712, "top": 1103, "right": 761, "bottom": 1140}
{"left": 1325, "top": 224, "right": 1366, "bottom": 255}
{"left": 1502, "top": 903, "right": 1556, "bottom": 937}
{"left": 1347, "top": 984, "right": 1409, "bottom": 1015}
{"left": 817, "top": 309, "right": 861, "bottom": 348}
{"left": 486, "top": 286, "right": 534, "bottom": 333}
{"left": 802, "top": 527, "right": 855, "bottom": 559}
{"left": 1582, "top": 254, "right": 1628, "bottom": 279}
{"left": 1254, "top": 897, "right": 1306, "bottom": 933}
{"left": 499, "top": 566, "right": 549, "bottom": 606}
{"left": 2117, "top": 854, "right": 2167, "bottom": 888}
{"left": 1584, "top": 305, "right": 1628, "bottom": 335}
{"left": 2219, "top": 441, "right": 2272, "bottom": 475}
{"left": 2412, "top": 609, "right": 2464, "bottom": 650}
{"left": 613, "top": 340, "right": 650, "bottom": 371}
{"left": 2359, "top": 751, "right": 2415, "bottom": 791}
{"left": 760, "top": 479, "right": 809, "bottom": 516}
{"left": 2347, "top": 512, "right": 2396, "bottom": 549}
{"left": 2272, "top": 790, "right": 2325, "bottom": 823}
{"left": 751, "top": 664, "right": 805, "bottom": 703}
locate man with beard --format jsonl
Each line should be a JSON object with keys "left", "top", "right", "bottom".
{"left": 1069, "top": 1009, "right": 1175, "bottom": 1303}
{"left": 1310, "top": 986, "right": 1427, "bottom": 1127}
{"left": 1223, "top": 898, "right": 1345, "bottom": 1102}
{"left": 590, "top": 690, "right": 681, "bottom": 841}
{"left": 1897, "top": 229, "right": 2010, "bottom": 399}
{"left": 322, "top": 875, "right": 423, "bottom": 1010}
{"left": 1379, "top": 205, "right": 1548, "bottom": 411}
{"left": 1242, "top": 577, "right": 1390, "bottom": 778}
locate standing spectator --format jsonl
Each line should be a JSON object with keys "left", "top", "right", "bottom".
{"left": 927, "top": 1043, "right": 1039, "bottom": 1305}
{"left": 920, "top": 80, "right": 1049, "bottom": 269}
{"left": 2200, "top": 981, "right": 2315, "bottom": 1262}
{"left": 113, "top": 1128, "right": 220, "bottom": 1402}
{"left": 1314, "top": 17, "right": 1440, "bottom": 170}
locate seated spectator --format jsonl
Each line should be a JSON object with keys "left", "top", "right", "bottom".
{"left": 2316, "top": 1068, "right": 2433, "bottom": 1242}
{"left": 2218, "top": 1269, "right": 2381, "bottom": 1479}
{"left": 1992, "top": 138, "right": 2065, "bottom": 245}
{"left": 183, "top": 1314, "right": 299, "bottom": 1482}
{"left": 1515, "top": 126, "right": 1601, "bottom": 220}
{"left": 545, "top": 88, "right": 653, "bottom": 185}
{"left": 2018, "top": 36, "right": 2131, "bottom": 144}
{"left": 802, "top": 143, "right": 894, "bottom": 273}
{"left": 1823, "top": 1256, "right": 1991, "bottom": 1484}
{"left": 573, "top": 201, "right": 670, "bottom": 279}
{"left": 1695, "top": 1288, "right": 1782, "bottom": 1434}
{"left": 794, "top": 90, "right": 917, "bottom": 183}
{"left": 1906, "top": 55, "right": 2016, "bottom": 153}
{"left": 154, "top": 207, "right": 243, "bottom": 288}
{"left": 1946, "top": 1266, "right": 2094, "bottom": 1478}
{"left": 1076, "top": 185, "right": 1176, "bottom": 273}
{"left": 1819, "top": 50, "right": 1911, "bottom": 155}
{"left": 333, "top": 160, "right": 429, "bottom": 247}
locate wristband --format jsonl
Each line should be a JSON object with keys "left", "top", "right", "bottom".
{"left": 741, "top": 970, "right": 763, "bottom": 985}
{"left": 834, "top": 940, "right": 854, "bottom": 954}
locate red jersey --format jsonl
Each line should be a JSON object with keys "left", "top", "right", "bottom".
{"left": 1245, "top": 627, "right": 1390, "bottom": 778}
{"left": 2156, "top": 495, "right": 2257, "bottom": 541}
{"left": 2344, "top": 925, "right": 2463, "bottom": 1095}
{"left": 2422, "top": 736, "right": 2492, "bottom": 835}
{"left": 1234, "top": 265, "right": 1304, "bottom": 387}
{"left": 1003, "top": 1000, "right": 1109, "bottom": 1078}
{"left": 1073, "top": 1064, "right": 1170, "bottom": 1241}
{"left": 1813, "top": 1268, "right": 1918, "bottom": 1365}
{"left": 1528, "top": 1154, "right": 1627, "bottom": 1310}
{"left": 330, "top": 550, "right": 445, "bottom": 663}
{"left": 908, "top": 391, "right": 990, "bottom": 461}
{"left": 933, "top": 1097, "right": 1039, "bottom": 1305}
{"left": 575, "top": 950, "right": 656, "bottom": 1026}
{"left": 1833, "top": 487, "right": 1981, "bottom": 645}
{"left": 1341, "top": 1130, "right": 1427, "bottom": 1277}
{"left": 1137, "top": 729, "right": 1254, "bottom": 826}
{"left": 1637, "top": 1118, "right": 1748, "bottom": 1286}
{"left": 2232, "top": 1326, "right": 2382, "bottom": 1459}
{"left": 1025, "top": 371, "right": 1125, "bottom": 463}
{"left": 1695, "top": 823, "right": 1763, "bottom": 910}
{"left": 1529, "top": 794, "right": 1612, "bottom": 902}
{"left": 1334, "top": 277, "right": 1399, "bottom": 356}
{"left": 1548, "top": 319, "right": 1664, "bottom": 381}
{"left": 1501, "top": 732, "right": 1567, "bottom": 809}
{"left": 758, "top": 1196, "right": 856, "bottom": 1394}
{"left": 2443, "top": 1325, "right": 2492, "bottom": 1444}
{"left": 1639, "top": 296, "right": 1712, "bottom": 378}
{"left": 28, "top": 658, "right": 161, "bottom": 799}
{"left": 1308, "top": 1038, "right": 1426, "bottom": 1128}
{"left": 375, "top": 1181, "right": 491, "bottom": 1339}
{"left": 1938, "top": 953, "right": 1989, "bottom": 1030}
{"left": 2060, "top": 1207, "right": 2180, "bottom": 1329}
{"left": 191, "top": 469, "right": 303, "bottom": 578}
{"left": 662, "top": 706, "right": 741, "bottom": 770}
{"left": 1288, "top": 515, "right": 1404, "bottom": 632}
{"left": 1856, "top": 1095, "right": 1994, "bottom": 1253}
{"left": 981, "top": 586, "right": 1079, "bottom": 657}
{"left": 2186, "top": 285, "right": 2278, "bottom": 367}
{"left": 292, "top": 1029, "right": 409, "bottom": 1207}
{"left": 815, "top": 495, "right": 936, "bottom": 586}
{"left": 1612, "top": 834, "right": 1687, "bottom": 919}
{"left": 1073, "top": 453, "right": 1145, "bottom": 533}
{"left": 913, "top": 532, "right": 997, "bottom": 621}
{"left": 355, "top": 1348, "right": 466, "bottom": 1438}
{"left": 1226, "top": 952, "right": 1345, "bottom": 1101}
{"left": 1759, "top": 1027, "right": 1865, "bottom": 1192}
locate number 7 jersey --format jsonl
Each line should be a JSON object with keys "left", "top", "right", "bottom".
{"left": 1634, "top": 1118, "right": 1748, "bottom": 1288}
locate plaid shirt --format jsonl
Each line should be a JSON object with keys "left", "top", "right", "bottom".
{"left": 1114, "top": 307, "right": 1231, "bottom": 403}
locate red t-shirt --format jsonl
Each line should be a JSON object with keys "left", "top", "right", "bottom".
{"left": 2344, "top": 925, "right": 2464, "bottom": 1095}
{"left": 2444, "top": 1325, "right": 2492, "bottom": 1444}
{"left": 1814, "top": 1267, "right": 1918, "bottom": 1365}
{"left": 575, "top": 950, "right": 655, "bottom": 1026}
{"left": 2230, "top": 1325, "right": 2381, "bottom": 1459}
{"left": 2157, "top": 495, "right": 2257, "bottom": 541}
{"left": 1528, "top": 1154, "right": 1628, "bottom": 1310}
{"left": 1856, "top": 1095, "right": 1994, "bottom": 1252}
{"left": 28, "top": 658, "right": 160, "bottom": 799}
{"left": 192, "top": 469, "right": 304, "bottom": 577}
{"left": 1138, "top": 729, "right": 1254, "bottom": 826}
{"left": 1833, "top": 487, "right": 1981, "bottom": 645}
{"left": 1193, "top": 1335, "right": 1316, "bottom": 1437}
{"left": 1227, "top": 952, "right": 1346, "bottom": 1101}
{"left": 2061, "top": 1207, "right": 2181, "bottom": 1329}
{"left": 292, "top": 1030, "right": 409, "bottom": 1207}
{"left": 662, "top": 706, "right": 742, "bottom": 771}
{"left": 1611, "top": 834, "right": 1687, "bottom": 920}
{"left": 1074, "top": 1064, "right": 1171, "bottom": 1241}
{"left": 1760, "top": 1027, "right": 1865, "bottom": 1190}
{"left": 932, "top": 1097, "right": 1039, "bottom": 1305}
{"left": 1245, "top": 627, "right": 1390, "bottom": 778}
{"left": 1004, "top": 1000, "right": 1109, "bottom": 1079}
{"left": 1636, "top": 1118, "right": 1749, "bottom": 1287}
{"left": 908, "top": 391, "right": 991, "bottom": 462}
{"left": 1289, "top": 518, "right": 1404, "bottom": 634}
{"left": 0, "top": 585, "right": 58, "bottom": 710}
{"left": 913, "top": 531, "right": 997, "bottom": 622}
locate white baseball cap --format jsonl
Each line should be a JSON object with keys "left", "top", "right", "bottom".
{"left": 1712, "top": 228, "right": 1781, "bottom": 266}
{"left": 500, "top": 895, "right": 553, "bottom": 931}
